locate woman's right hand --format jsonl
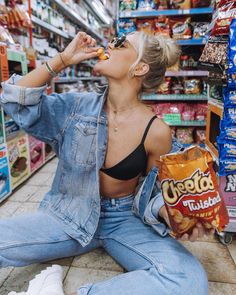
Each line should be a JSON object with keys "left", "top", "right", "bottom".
{"left": 60, "top": 32, "right": 100, "bottom": 67}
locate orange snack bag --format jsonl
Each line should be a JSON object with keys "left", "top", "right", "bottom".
{"left": 158, "top": 146, "right": 229, "bottom": 238}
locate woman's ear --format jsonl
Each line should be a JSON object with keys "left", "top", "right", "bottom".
{"left": 134, "top": 62, "right": 149, "bottom": 77}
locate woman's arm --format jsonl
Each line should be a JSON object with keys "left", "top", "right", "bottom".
{"left": 16, "top": 32, "right": 98, "bottom": 88}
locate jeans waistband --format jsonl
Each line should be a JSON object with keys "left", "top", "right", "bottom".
{"left": 100, "top": 194, "right": 134, "bottom": 206}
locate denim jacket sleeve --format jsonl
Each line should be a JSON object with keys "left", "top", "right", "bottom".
{"left": 0, "top": 74, "right": 78, "bottom": 151}
{"left": 132, "top": 138, "right": 183, "bottom": 236}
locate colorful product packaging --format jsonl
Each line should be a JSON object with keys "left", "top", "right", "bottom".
{"left": 158, "top": 146, "right": 229, "bottom": 237}
{"left": 7, "top": 133, "right": 30, "bottom": 189}
{"left": 0, "top": 145, "right": 11, "bottom": 202}
{"left": 28, "top": 135, "right": 44, "bottom": 173}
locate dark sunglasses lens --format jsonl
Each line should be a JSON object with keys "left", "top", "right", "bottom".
{"left": 115, "top": 35, "right": 126, "bottom": 48}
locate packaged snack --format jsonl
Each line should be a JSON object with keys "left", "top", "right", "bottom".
{"left": 192, "top": 0, "right": 211, "bottom": 7}
{"left": 195, "top": 103, "right": 208, "bottom": 121}
{"left": 184, "top": 79, "right": 202, "bottom": 95}
{"left": 180, "top": 54, "right": 198, "bottom": 70}
{"left": 169, "top": 17, "right": 192, "bottom": 40}
{"left": 153, "top": 16, "right": 170, "bottom": 36}
{"left": 211, "top": 0, "right": 236, "bottom": 36}
{"left": 176, "top": 127, "right": 194, "bottom": 144}
{"left": 158, "top": 146, "right": 229, "bottom": 237}
{"left": 169, "top": 0, "right": 191, "bottom": 9}
{"left": 118, "top": 18, "right": 137, "bottom": 36}
{"left": 223, "top": 106, "right": 236, "bottom": 124}
{"left": 220, "top": 120, "right": 236, "bottom": 141}
{"left": 182, "top": 105, "right": 195, "bottom": 121}
{"left": 120, "top": 0, "right": 137, "bottom": 11}
{"left": 193, "top": 22, "right": 209, "bottom": 39}
{"left": 218, "top": 138, "right": 236, "bottom": 160}
{"left": 159, "top": 0, "right": 168, "bottom": 9}
{"left": 219, "top": 159, "right": 236, "bottom": 175}
{"left": 152, "top": 103, "right": 171, "bottom": 119}
{"left": 157, "top": 77, "right": 171, "bottom": 94}
{"left": 137, "top": 0, "right": 159, "bottom": 10}
{"left": 171, "top": 77, "right": 184, "bottom": 94}
{"left": 199, "top": 35, "right": 228, "bottom": 73}
{"left": 136, "top": 19, "right": 154, "bottom": 35}
{"left": 227, "top": 19, "right": 236, "bottom": 74}
{"left": 194, "top": 128, "right": 206, "bottom": 144}
{"left": 97, "top": 48, "right": 109, "bottom": 60}
{"left": 224, "top": 88, "right": 236, "bottom": 106}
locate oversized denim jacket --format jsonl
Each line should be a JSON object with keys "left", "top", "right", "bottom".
{"left": 0, "top": 75, "right": 182, "bottom": 246}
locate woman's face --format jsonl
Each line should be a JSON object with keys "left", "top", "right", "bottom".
{"left": 93, "top": 32, "right": 139, "bottom": 79}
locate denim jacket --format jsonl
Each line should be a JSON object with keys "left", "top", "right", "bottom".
{"left": 0, "top": 75, "right": 182, "bottom": 246}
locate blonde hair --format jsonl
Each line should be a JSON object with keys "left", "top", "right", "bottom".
{"left": 129, "top": 31, "right": 181, "bottom": 93}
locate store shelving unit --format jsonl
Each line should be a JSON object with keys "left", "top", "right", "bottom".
{"left": 142, "top": 94, "right": 208, "bottom": 101}
{"left": 165, "top": 70, "right": 209, "bottom": 77}
{"left": 119, "top": 7, "right": 214, "bottom": 18}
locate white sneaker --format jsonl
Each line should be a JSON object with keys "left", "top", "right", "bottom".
{"left": 27, "top": 265, "right": 64, "bottom": 295}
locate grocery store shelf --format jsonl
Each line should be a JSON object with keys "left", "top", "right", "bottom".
{"left": 32, "top": 15, "right": 72, "bottom": 39}
{"left": 52, "top": 0, "right": 105, "bottom": 42}
{"left": 165, "top": 121, "right": 206, "bottom": 127}
{"left": 53, "top": 77, "right": 105, "bottom": 83}
{"left": 165, "top": 70, "right": 209, "bottom": 77}
{"left": 142, "top": 94, "right": 208, "bottom": 101}
{"left": 119, "top": 7, "right": 214, "bottom": 18}
{"left": 177, "top": 38, "right": 207, "bottom": 46}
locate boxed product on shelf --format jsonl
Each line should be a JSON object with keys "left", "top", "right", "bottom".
{"left": 220, "top": 175, "right": 236, "bottom": 232}
{"left": 0, "top": 145, "right": 11, "bottom": 202}
{"left": 7, "top": 133, "right": 30, "bottom": 189}
{"left": 120, "top": 0, "right": 138, "bottom": 11}
{"left": 28, "top": 135, "right": 44, "bottom": 173}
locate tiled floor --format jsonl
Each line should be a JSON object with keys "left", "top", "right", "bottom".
{"left": 0, "top": 157, "right": 236, "bottom": 295}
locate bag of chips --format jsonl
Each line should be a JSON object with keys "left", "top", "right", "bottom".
{"left": 158, "top": 146, "right": 229, "bottom": 237}
{"left": 224, "top": 88, "right": 236, "bottom": 106}
{"left": 169, "top": 17, "right": 192, "bottom": 40}
{"left": 169, "top": 0, "right": 191, "bottom": 9}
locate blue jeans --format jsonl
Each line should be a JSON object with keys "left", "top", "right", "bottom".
{"left": 0, "top": 195, "right": 208, "bottom": 295}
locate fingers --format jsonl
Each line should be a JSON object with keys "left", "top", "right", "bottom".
{"left": 76, "top": 32, "right": 97, "bottom": 47}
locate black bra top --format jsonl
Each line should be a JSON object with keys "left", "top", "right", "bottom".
{"left": 100, "top": 115, "right": 157, "bottom": 181}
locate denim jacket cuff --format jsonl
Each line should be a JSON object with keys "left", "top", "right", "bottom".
{"left": 0, "top": 74, "right": 47, "bottom": 105}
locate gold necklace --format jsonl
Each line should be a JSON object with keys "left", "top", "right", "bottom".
{"left": 108, "top": 102, "right": 141, "bottom": 133}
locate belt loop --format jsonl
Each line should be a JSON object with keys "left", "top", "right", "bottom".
{"left": 111, "top": 198, "right": 116, "bottom": 206}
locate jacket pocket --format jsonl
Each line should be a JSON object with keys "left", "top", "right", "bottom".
{"left": 71, "top": 117, "right": 97, "bottom": 166}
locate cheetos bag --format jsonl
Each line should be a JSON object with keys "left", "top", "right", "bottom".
{"left": 158, "top": 146, "right": 229, "bottom": 238}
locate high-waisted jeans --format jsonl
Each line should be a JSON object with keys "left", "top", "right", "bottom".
{"left": 0, "top": 195, "right": 208, "bottom": 295}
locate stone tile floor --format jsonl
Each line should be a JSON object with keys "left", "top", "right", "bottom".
{"left": 0, "top": 157, "right": 236, "bottom": 295}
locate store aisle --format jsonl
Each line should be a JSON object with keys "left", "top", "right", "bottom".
{"left": 0, "top": 157, "right": 235, "bottom": 295}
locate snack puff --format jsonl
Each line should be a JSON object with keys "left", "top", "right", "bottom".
{"left": 97, "top": 48, "right": 108, "bottom": 60}
{"left": 158, "top": 146, "right": 229, "bottom": 238}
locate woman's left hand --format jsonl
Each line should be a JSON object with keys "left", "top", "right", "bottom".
{"left": 159, "top": 205, "right": 215, "bottom": 242}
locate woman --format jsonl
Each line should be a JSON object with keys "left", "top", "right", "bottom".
{"left": 0, "top": 31, "right": 210, "bottom": 295}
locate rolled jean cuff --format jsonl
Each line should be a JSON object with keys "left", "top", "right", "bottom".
{"left": 77, "top": 283, "right": 93, "bottom": 295}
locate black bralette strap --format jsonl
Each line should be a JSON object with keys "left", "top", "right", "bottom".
{"left": 141, "top": 115, "right": 157, "bottom": 144}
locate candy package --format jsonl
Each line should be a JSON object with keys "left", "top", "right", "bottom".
{"left": 211, "top": 0, "right": 236, "bottom": 36}
{"left": 223, "top": 88, "right": 236, "bottom": 106}
{"left": 182, "top": 105, "right": 195, "bottom": 121}
{"left": 158, "top": 146, "right": 229, "bottom": 237}
{"left": 192, "top": 0, "right": 211, "bottom": 7}
{"left": 153, "top": 16, "right": 170, "bottom": 36}
{"left": 159, "top": 0, "right": 168, "bottom": 9}
{"left": 199, "top": 35, "right": 228, "bottom": 73}
{"left": 195, "top": 103, "right": 208, "bottom": 121}
{"left": 137, "top": 0, "right": 159, "bottom": 10}
{"left": 157, "top": 77, "right": 172, "bottom": 94}
{"left": 118, "top": 18, "right": 136, "bottom": 36}
{"left": 193, "top": 22, "right": 209, "bottom": 39}
{"left": 169, "top": 0, "right": 191, "bottom": 9}
{"left": 176, "top": 127, "right": 194, "bottom": 144}
{"left": 194, "top": 128, "right": 206, "bottom": 144}
{"left": 120, "top": 0, "right": 137, "bottom": 11}
{"left": 184, "top": 79, "right": 202, "bottom": 95}
{"left": 171, "top": 77, "right": 184, "bottom": 94}
{"left": 170, "top": 17, "right": 192, "bottom": 40}
{"left": 136, "top": 19, "right": 154, "bottom": 35}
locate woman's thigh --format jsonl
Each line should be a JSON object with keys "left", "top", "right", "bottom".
{"left": 101, "top": 213, "right": 208, "bottom": 295}
{"left": 0, "top": 211, "right": 99, "bottom": 267}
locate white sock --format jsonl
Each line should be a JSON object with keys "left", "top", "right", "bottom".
{"left": 26, "top": 265, "right": 64, "bottom": 295}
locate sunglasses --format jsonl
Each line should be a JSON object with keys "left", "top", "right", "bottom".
{"left": 110, "top": 34, "right": 127, "bottom": 48}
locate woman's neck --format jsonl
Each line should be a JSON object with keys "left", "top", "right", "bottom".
{"left": 106, "top": 79, "right": 141, "bottom": 112}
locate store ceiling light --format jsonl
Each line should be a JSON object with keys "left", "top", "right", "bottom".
{"left": 91, "top": 0, "right": 112, "bottom": 25}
